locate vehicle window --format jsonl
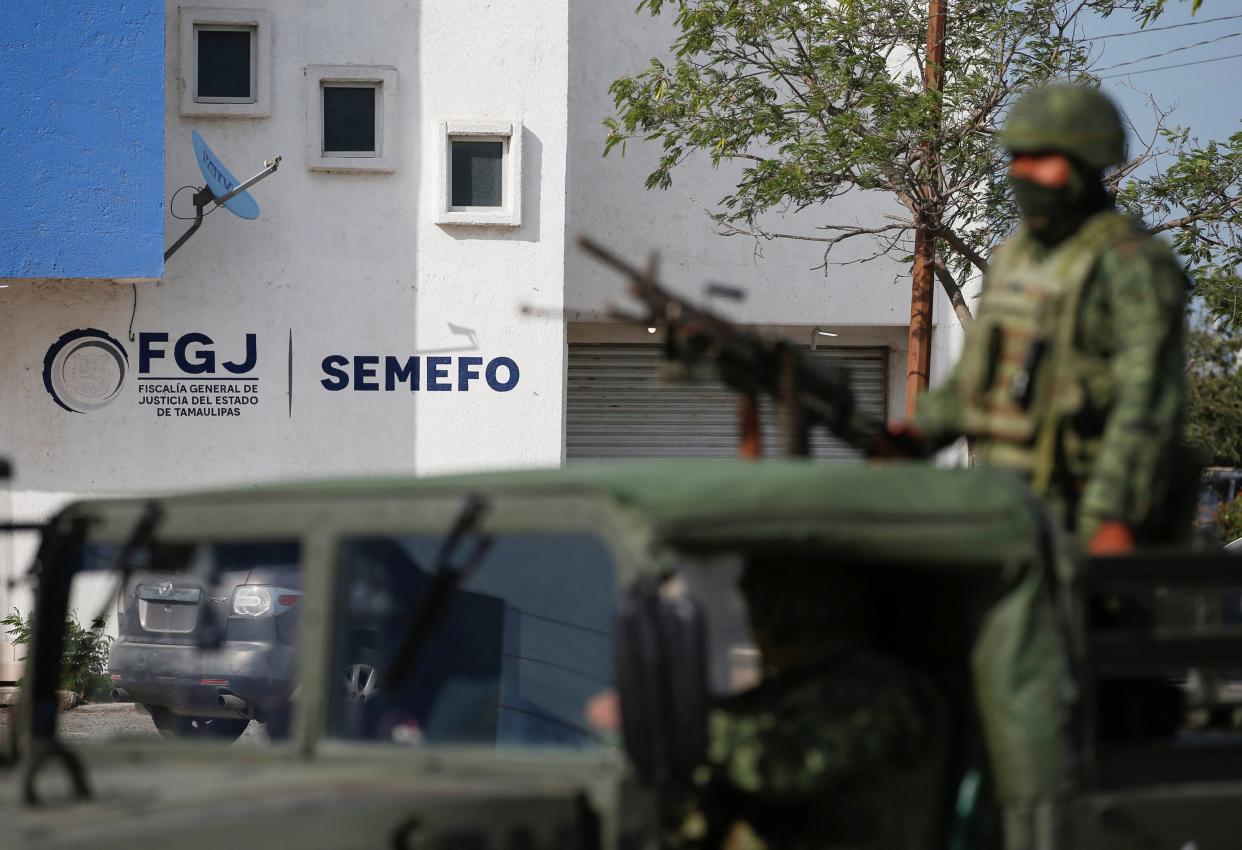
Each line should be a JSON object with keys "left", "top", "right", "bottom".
{"left": 330, "top": 533, "right": 617, "bottom": 748}
{"left": 22, "top": 540, "right": 302, "bottom": 746}
{"left": 1096, "top": 581, "right": 1242, "bottom": 745}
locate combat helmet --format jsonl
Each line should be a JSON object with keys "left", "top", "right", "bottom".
{"left": 999, "top": 83, "right": 1127, "bottom": 171}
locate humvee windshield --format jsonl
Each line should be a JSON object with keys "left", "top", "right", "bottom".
{"left": 329, "top": 532, "right": 617, "bottom": 748}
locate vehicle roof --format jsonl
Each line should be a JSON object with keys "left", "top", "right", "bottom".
{"left": 143, "top": 460, "right": 1046, "bottom": 570}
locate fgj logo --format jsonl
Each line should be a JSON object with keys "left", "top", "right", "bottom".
{"left": 42, "top": 328, "right": 130, "bottom": 414}
{"left": 43, "top": 329, "right": 261, "bottom": 418}
{"left": 134, "top": 332, "right": 260, "bottom": 419}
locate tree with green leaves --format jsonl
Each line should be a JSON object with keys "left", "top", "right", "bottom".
{"left": 1117, "top": 130, "right": 1242, "bottom": 328}
{"left": 605, "top": 0, "right": 1240, "bottom": 328}
{"left": 1185, "top": 324, "right": 1242, "bottom": 468}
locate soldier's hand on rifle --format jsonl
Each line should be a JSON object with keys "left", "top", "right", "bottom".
{"left": 1087, "top": 520, "right": 1135, "bottom": 557}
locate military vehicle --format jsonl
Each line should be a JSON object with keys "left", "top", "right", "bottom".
{"left": 0, "top": 461, "right": 1241, "bottom": 850}
{"left": 2, "top": 236, "right": 1237, "bottom": 847}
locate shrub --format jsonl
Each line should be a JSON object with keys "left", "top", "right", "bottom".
{"left": 1219, "top": 498, "right": 1242, "bottom": 546}
{"left": 1187, "top": 328, "right": 1242, "bottom": 469}
{"left": 1, "top": 608, "right": 113, "bottom": 704}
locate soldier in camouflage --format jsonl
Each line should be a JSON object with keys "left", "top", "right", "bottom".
{"left": 678, "top": 561, "right": 949, "bottom": 850}
{"left": 906, "top": 83, "right": 1191, "bottom": 554}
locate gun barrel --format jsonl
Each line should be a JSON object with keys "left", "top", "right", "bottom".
{"left": 578, "top": 236, "right": 648, "bottom": 281}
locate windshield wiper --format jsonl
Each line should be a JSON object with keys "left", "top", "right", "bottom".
{"left": 11, "top": 502, "right": 162, "bottom": 800}
{"left": 91, "top": 501, "right": 163, "bottom": 631}
{"left": 383, "top": 494, "right": 493, "bottom": 690}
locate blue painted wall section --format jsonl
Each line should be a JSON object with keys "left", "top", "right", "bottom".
{"left": 0, "top": 1, "right": 164, "bottom": 279}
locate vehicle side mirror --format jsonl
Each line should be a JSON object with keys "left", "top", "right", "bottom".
{"left": 615, "top": 579, "right": 709, "bottom": 787}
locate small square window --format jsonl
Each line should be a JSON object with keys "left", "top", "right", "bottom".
{"left": 179, "top": 9, "right": 271, "bottom": 118}
{"left": 451, "top": 141, "right": 504, "bottom": 207}
{"left": 305, "top": 66, "right": 398, "bottom": 173}
{"left": 322, "top": 85, "right": 378, "bottom": 155}
{"left": 438, "top": 121, "right": 524, "bottom": 227}
{"left": 196, "top": 26, "right": 254, "bottom": 101}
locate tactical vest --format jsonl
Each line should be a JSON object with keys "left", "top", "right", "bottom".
{"left": 954, "top": 211, "right": 1137, "bottom": 491}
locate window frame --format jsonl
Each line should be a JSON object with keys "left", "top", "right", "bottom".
{"left": 320, "top": 82, "right": 381, "bottom": 159}
{"left": 179, "top": 7, "right": 272, "bottom": 119}
{"left": 449, "top": 137, "right": 507, "bottom": 209}
{"left": 324, "top": 517, "right": 626, "bottom": 746}
{"left": 437, "top": 120, "right": 524, "bottom": 227}
{"left": 193, "top": 24, "right": 257, "bottom": 105}
{"left": 305, "top": 66, "right": 399, "bottom": 174}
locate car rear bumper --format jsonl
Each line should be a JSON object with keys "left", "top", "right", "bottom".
{"left": 108, "top": 639, "right": 296, "bottom": 718}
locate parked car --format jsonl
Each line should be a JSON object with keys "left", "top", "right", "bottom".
{"left": 107, "top": 542, "right": 301, "bottom": 740}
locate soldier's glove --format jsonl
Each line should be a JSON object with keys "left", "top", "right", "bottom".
{"left": 869, "top": 423, "right": 931, "bottom": 460}
{"left": 1087, "top": 520, "right": 1135, "bottom": 557}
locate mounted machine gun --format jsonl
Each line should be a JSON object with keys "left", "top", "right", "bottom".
{"left": 576, "top": 235, "right": 926, "bottom": 459}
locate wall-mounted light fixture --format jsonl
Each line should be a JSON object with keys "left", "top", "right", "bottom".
{"left": 810, "top": 326, "right": 838, "bottom": 349}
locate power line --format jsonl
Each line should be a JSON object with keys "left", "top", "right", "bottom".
{"left": 1084, "top": 12, "right": 1242, "bottom": 42}
{"left": 1100, "top": 50, "right": 1242, "bottom": 79}
{"left": 1094, "top": 30, "right": 1242, "bottom": 73}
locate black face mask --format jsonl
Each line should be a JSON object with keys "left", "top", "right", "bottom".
{"left": 1010, "top": 178, "right": 1073, "bottom": 230}
{"left": 1009, "top": 163, "right": 1110, "bottom": 246}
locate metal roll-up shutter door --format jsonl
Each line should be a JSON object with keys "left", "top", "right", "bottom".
{"left": 566, "top": 343, "right": 887, "bottom": 461}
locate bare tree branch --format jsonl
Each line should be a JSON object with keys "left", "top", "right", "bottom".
{"left": 932, "top": 224, "right": 990, "bottom": 274}
{"left": 934, "top": 256, "right": 975, "bottom": 325}
{"left": 1151, "top": 196, "right": 1242, "bottom": 235}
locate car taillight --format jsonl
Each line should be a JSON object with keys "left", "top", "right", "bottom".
{"left": 232, "top": 586, "right": 272, "bottom": 617}
{"left": 231, "top": 586, "right": 300, "bottom": 617}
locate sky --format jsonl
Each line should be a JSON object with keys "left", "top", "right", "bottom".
{"left": 1078, "top": 4, "right": 1242, "bottom": 159}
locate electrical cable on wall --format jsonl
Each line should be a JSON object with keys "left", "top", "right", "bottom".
{"left": 128, "top": 283, "right": 138, "bottom": 342}
{"left": 170, "top": 185, "right": 220, "bottom": 221}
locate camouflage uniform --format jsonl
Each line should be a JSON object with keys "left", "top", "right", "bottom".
{"left": 689, "top": 649, "right": 948, "bottom": 850}
{"left": 915, "top": 85, "right": 1191, "bottom": 542}
{"left": 679, "top": 565, "right": 949, "bottom": 850}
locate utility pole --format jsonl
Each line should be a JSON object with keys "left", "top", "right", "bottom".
{"left": 904, "top": 0, "right": 947, "bottom": 419}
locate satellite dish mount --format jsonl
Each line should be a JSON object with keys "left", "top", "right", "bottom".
{"left": 165, "top": 131, "right": 281, "bottom": 261}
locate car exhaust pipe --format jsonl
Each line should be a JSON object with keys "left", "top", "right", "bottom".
{"left": 217, "top": 693, "right": 254, "bottom": 718}
{"left": 111, "top": 688, "right": 132, "bottom": 703}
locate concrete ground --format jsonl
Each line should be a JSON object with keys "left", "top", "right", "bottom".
{"left": 0, "top": 703, "right": 268, "bottom": 744}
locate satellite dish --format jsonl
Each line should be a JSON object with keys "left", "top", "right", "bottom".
{"left": 192, "top": 130, "right": 261, "bottom": 220}
{"left": 165, "top": 134, "right": 280, "bottom": 261}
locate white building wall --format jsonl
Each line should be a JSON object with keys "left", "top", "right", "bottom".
{"left": 0, "top": 0, "right": 569, "bottom": 499}
{"left": 0, "top": 0, "right": 970, "bottom": 510}
{"left": 0, "top": 490, "right": 126, "bottom": 680}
